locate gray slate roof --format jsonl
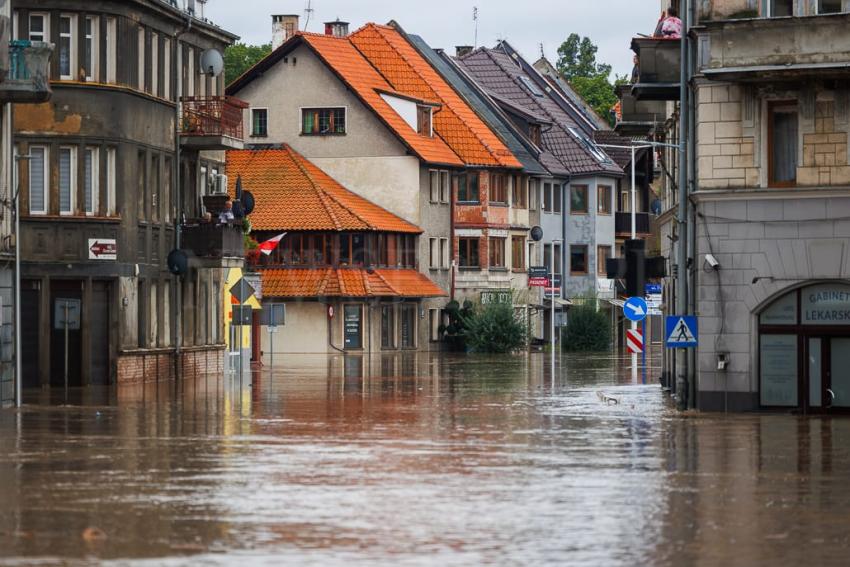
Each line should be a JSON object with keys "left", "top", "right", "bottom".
{"left": 457, "top": 44, "right": 624, "bottom": 178}
{"left": 406, "top": 34, "right": 550, "bottom": 177}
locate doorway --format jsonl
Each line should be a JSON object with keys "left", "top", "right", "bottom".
{"left": 807, "top": 337, "right": 850, "bottom": 413}
{"left": 50, "top": 281, "right": 83, "bottom": 388}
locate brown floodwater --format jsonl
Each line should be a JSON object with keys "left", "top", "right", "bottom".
{"left": 0, "top": 352, "right": 849, "bottom": 566}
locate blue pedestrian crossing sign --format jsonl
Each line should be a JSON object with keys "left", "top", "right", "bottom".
{"left": 623, "top": 297, "right": 648, "bottom": 322}
{"left": 666, "top": 316, "right": 698, "bottom": 348}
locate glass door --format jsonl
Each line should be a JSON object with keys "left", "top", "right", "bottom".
{"left": 827, "top": 338, "right": 850, "bottom": 410}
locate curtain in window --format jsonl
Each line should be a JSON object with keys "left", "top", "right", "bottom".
{"left": 59, "top": 149, "right": 72, "bottom": 213}
{"left": 773, "top": 110, "right": 798, "bottom": 184}
{"left": 30, "top": 148, "right": 45, "bottom": 212}
{"left": 84, "top": 150, "right": 93, "bottom": 213}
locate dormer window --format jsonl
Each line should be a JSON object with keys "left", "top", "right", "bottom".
{"left": 519, "top": 75, "right": 544, "bottom": 97}
{"left": 417, "top": 105, "right": 432, "bottom": 136}
{"left": 529, "top": 124, "right": 541, "bottom": 146}
{"left": 568, "top": 127, "right": 612, "bottom": 164}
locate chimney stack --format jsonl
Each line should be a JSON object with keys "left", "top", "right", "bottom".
{"left": 324, "top": 19, "right": 349, "bottom": 37}
{"left": 455, "top": 45, "right": 473, "bottom": 58}
{"left": 272, "top": 14, "right": 299, "bottom": 50}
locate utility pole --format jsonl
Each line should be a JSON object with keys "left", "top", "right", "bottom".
{"left": 676, "top": 0, "right": 691, "bottom": 410}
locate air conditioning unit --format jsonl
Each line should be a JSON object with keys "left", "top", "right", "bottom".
{"left": 212, "top": 173, "right": 228, "bottom": 195}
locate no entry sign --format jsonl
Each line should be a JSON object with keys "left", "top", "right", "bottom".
{"left": 626, "top": 329, "right": 644, "bottom": 354}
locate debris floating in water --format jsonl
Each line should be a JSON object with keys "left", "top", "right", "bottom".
{"left": 596, "top": 391, "right": 619, "bottom": 405}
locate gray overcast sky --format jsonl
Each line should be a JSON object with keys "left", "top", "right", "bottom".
{"left": 204, "top": 1, "right": 660, "bottom": 78}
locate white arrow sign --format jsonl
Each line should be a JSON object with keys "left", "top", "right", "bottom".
{"left": 627, "top": 303, "right": 646, "bottom": 317}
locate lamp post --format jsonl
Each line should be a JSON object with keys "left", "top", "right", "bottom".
{"left": 550, "top": 238, "right": 563, "bottom": 382}
{"left": 13, "top": 153, "right": 32, "bottom": 408}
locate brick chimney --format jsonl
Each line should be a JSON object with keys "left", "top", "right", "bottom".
{"left": 455, "top": 45, "right": 473, "bottom": 58}
{"left": 272, "top": 14, "right": 299, "bottom": 49}
{"left": 324, "top": 19, "right": 349, "bottom": 37}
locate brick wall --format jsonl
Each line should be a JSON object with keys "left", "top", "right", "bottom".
{"left": 799, "top": 101, "right": 850, "bottom": 185}
{"left": 697, "top": 85, "right": 758, "bottom": 189}
{"left": 116, "top": 347, "right": 225, "bottom": 385}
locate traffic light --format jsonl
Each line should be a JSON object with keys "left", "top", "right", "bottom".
{"left": 606, "top": 239, "right": 667, "bottom": 297}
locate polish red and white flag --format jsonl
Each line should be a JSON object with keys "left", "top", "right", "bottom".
{"left": 258, "top": 233, "right": 287, "bottom": 256}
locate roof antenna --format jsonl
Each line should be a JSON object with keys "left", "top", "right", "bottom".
{"left": 473, "top": 6, "right": 479, "bottom": 48}
{"left": 304, "top": 0, "right": 314, "bottom": 31}
{"left": 539, "top": 43, "right": 545, "bottom": 59}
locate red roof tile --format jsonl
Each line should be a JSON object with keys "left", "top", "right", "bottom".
{"left": 298, "top": 32, "right": 464, "bottom": 167}
{"left": 226, "top": 146, "right": 422, "bottom": 233}
{"left": 348, "top": 24, "right": 523, "bottom": 169}
{"left": 261, "top": 268, "right": 447, "bottom": 298}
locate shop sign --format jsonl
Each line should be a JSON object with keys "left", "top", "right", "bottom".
{"left": 802, "top": 285, "right": 850, "bottom": 325}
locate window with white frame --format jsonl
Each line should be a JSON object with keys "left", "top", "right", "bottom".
{"left": 106, "top": 147, "right": 117, "bottom": 215}
{"left": 766, "top": 0, "right": 794, "bottom": 16}
{"left": 29, "top": 13, "right": 48, "bottom": 43}
{"left": 137, "top": 27, "right": 146, "bottom": 91}
{"left": 59, "top": 147, "right": 77, "bottom": 215}
{"left": 163, "top": 38, "right": 171, "bottom": 99}
{"left": 817, "top": 0, "right": 846, "bottom": 13}
{"left": 151, "top": 33, "right": 159, "bottom": 96}
{"left": 440, "top": 171, "right": 450, "bottom": 203}
{"left": 251, "top": 108, "right": 268, "bottom": 137}
{"left": 84, "top": 16, "right": 98, "bottom": 81}
{"left": 440, "top": 237, "right": 449, "bottom": 269}
{"left": 59, "top": 14, "right": 77, "bottom": 80}
{"left": 106, "top": 17, "right": 117, "bottom": 83}
{"left": 84, "top": 147, "right": 99, "bottom": 215}
{"left": 28, "top": 146, "right": 48, "bottom": 214}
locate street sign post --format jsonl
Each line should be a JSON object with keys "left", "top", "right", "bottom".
{"left": 54, "top": 298, "right": 81, "bottom": 403}
{"left": 626, "top": 329, "right": 643, "bottom": 354}
{"left": 544, "top": 274, "right": 562, "bottom": 298}
{"left": 665, "top": 316, "right": 698, "bottom": 348}
{"left": 623, "top": 296, "right": 648, "bottom": 322}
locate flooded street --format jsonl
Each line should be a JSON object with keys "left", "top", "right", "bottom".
{"left": 1, "top": 353, "right": 849, "bottom": 566}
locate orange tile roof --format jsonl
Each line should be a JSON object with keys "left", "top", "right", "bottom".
{"left": 261, "top": 268, "right": 447, "bottom": 298}
{"left": 298, "top": 32, "right": 464, "bottom": 167}
{"left": 226, "top": 146, "right": 422, "bottom": 233}
{"left": 349, "top": 24, "right": 523, "bottom": 169}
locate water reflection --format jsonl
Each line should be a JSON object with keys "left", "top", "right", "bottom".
{"left": 0, "top": 353, "right": 848, "bottom": 565}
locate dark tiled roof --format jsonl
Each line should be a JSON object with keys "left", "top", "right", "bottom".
{"left": 532, "top": 57, "right": 611, "bottom": 132}
{"left": 591, "top": 130, "right": 642, "bottom": 169}
{"left": 405, "top": 33, "right": 550, "bottom": 177}
{"left": 457, "top": 45, "right": 623, "bottom": 178}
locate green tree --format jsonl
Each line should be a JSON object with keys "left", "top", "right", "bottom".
{"left": 555, "top": 34, "right": 625, "bottom": 126}
{"left": 224, "top": 42, "right": 272, "bottom": 86}
{"left": 562, "top": 301, "right": 611, "bottom": 352}
{"left": 461, "top": 302, "right": 527, "bottom": 354}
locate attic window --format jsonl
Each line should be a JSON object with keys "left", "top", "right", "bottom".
{"left": 529, "top": 124, "right": 541, "bottom": 146}
{"left": 519, "top": 75, "right": 544, "bottom": 97}
{"left": 417, "top": 105, "right": 432, "bottom": 136}
{"left": 302, "top": 108, "right": 346, "bottom": 135}
{"left": 568, "top": 127, "right": 612, "bottom": 164}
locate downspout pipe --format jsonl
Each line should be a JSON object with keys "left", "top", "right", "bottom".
{"left": 675, "top": 0, "right": 690, "bottom": 411}
{"left": 687, "top": 0, "right": 698, "bottom": 410}
{"left": 173, "top": 13, "right": 192, "bottom": 379}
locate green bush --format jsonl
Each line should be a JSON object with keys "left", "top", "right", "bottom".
{"left": 461, "top": 302, "right": 527, "bottom": 354}
{"left": 440, "top": 300, "right": 474, "bottom": 352}
{"left": 562, "top": 302, "right": 611, "bottom": 352}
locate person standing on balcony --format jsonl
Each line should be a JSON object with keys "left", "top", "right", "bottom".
{"left": 659, "top": 7, "right": 682, "bottom": 39}
{"left": 219, "top": 200, "right": 235, "bottom": 224}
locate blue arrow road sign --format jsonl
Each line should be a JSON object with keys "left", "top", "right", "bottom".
{"left": 623, "top": 297, "right": 648, "bottom": 322}
{"left": 666, "top": 316, "right": 698, "bottom": 348}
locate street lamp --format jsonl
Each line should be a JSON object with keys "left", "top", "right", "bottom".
{"left": 13, "top": 153, "right": 32, "bottom": 408}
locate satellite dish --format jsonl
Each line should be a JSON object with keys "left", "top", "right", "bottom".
{"left": 167, "top": 249, "right": 189, "bottom": 276}
{"left": 530, "top": 226, "right": 544, "bottom": 242}
{"left": 200, "top": 49, "right": 224, "bottom": 77}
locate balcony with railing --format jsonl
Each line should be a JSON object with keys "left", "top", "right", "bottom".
{"left": 0, "top": 41, "right": 53, "bottom": 104}
{"left": 179, "top": 96, "right": 248, "bottom": 150}
{"left": 615, "top": 211, "right": 651, "bottom": 237}
{"left": 614, "top": 84, "right": 668, "bottom": 136}
{"left": 630, "top": 38, "right": 681, "bottom": 101}
{"left": 181, "top": 222, "right": 245, "bottom": 267}
{"left": 699, "top": 12, "right": 850, "bottom": 82}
